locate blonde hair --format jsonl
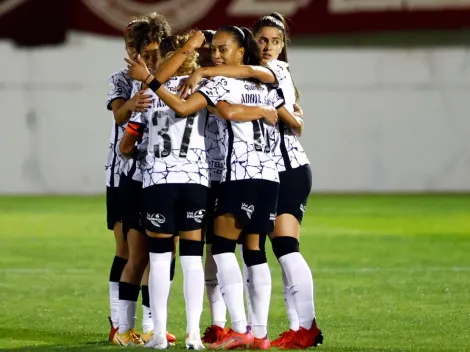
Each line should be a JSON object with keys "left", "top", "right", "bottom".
{"left": 159, "top": 31, "right": 200, "bottom": 76}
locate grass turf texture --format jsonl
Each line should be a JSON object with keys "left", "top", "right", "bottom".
{"left": 0, "top": 194, "right": 469, "bottom": 352}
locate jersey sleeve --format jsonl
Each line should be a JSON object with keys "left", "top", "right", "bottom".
{"left": 197, "top": 76, "right": 231, "bottom": 107}
{"left": 264, "top": 61, "right": 289, "bottom": 89}
{"left": 106, "top": 71, "right": 132, "bottom": 110}
{"left": 268, "top": 88, "right": 285, "bottom": 110}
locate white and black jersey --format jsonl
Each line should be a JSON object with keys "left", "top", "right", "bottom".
{"left": 266, "top": 60, "right": 309, "bottom": 172}
{"left": 129, "top": 76, "right": 209, "bottom": 187}
{"left": 105, "top": 68, "right": 133, "bottom": 187}
{"left": 205, "top": 114, "right": 225, "bottom": 183}
{"left": 198, "top": 76, "right": 284, "bottom": 183}
{"left": 120, "top": 80, "right": 149, "bottom": 183}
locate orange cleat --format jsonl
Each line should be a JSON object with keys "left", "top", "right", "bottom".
{"left": 208, "top": 328, "right": 254, "bottom": 350}
{"left": 166, "top": 330, "right": 177, "bottom": 344}
{"left": 202, "top": 325, "right": 228, "bottom": 344}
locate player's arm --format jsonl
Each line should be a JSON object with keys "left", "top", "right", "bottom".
{"left": 197, "top": 66, "right": 275, "bottom": 84}
{"left": 110, "top": 91, "right": 152, "bottom": 126}
{"left": 120, "top": 121, "right": 145, "bottom": 159}
{"left": 277, "top": 106, "right": 304, "bottom": 135}
{"left": 214, "top": 101, "right": 278, "bottom": 125}
{"left": 153, "top": 87, "right": 208, "bottom": 117}
{"left": 180, "top": 66, "right": 276, "bottom": 98}
{"left": 125, "top": 31, "right": 205, "bottom": 84}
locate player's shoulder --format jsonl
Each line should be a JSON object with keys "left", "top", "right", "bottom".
{"left": 108, "top": 68, "right": 132, "bottom": 84}
{"left": 265, "top": 60, "right": 290, "bottom": 82}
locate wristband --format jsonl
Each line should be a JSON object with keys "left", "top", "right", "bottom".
{"left": 148, "top": 78, "right": 162, "bottom": 92}
{"left": 144, "top": 73, "right": 152, "bottom": 84}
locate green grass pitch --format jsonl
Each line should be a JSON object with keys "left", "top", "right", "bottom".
{"left": 0, "top": 194, "right": 469, "bottom": 352}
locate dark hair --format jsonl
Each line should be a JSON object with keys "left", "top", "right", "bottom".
{"left": 159, "top": 31, "right": 199, "bottom": 76}
{"left": 216, "top": 26, "right": 260, "bottom": 66}
{"left": 202, "top": 30, "right": 215, "bottom": 45}
{"left": 253, "top": 13, "right": 300, "bottom": 102}
{"left": 253, "top": 12, "right": 289, "bottom": 62}
{"left": 124, "top": 18, "right": 147, "bottom": 50}
{"left": 130, "top": 12, "right": 171, "bottom": 54}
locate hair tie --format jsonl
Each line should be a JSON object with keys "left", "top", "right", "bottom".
{"left": 233, "top": 26, "right": 245, "bottom": 40}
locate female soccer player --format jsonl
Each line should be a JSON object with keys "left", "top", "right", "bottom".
{"left": 253, "top": 12, "right": 323, "bottom": 349}
{"left": 121, "top": 31, "right": 210, "bottom": 350}
{"left": 113, "top": 14, "right": 178, "bottom": 347}
{"left": 105, "top": 16, "right": 152, "bottom": 344}
{"left": 127, "top": 25, "right": 303, "bottom": 350}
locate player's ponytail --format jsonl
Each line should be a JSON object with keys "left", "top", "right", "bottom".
{"left": 240, "top": 27, "right": 261, "bottom": 65}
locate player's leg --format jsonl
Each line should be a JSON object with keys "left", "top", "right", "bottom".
{"left": 178, "top": 184, "right": 208, "bottom": 350}
{"left": 270, "top": 165, "right": 323, "bottom": 349}
{"left": 209, "top": 181, "right": 255, "bottom": 350}
{"left": 142, "top": 184, "right": 176, "bottom": 349}
{"left": 241, "top": 179, "right": 278, "bottom": 349}
{"left": 115, "top": 176, "right": 146, "bottom": 346}
{"left": 140, "top": 264, "right": 153, "bottom": 339}
{"left": 106, "top": 185, "right": 128, "bottom": 343}
{"left": 202, "top": 181, "right": 227, "bottom": 344}
{"left": 237, "top": 232, "right": 253, "bottom": 330}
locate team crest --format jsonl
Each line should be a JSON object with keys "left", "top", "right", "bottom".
{"left": 81, "top": 0, "right": 218, "bottom": 32}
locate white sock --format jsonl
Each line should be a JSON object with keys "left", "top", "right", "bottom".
{"left": 279, "top": 252, "right": 315, "bottom": 330}
{"left": 180, "top": 255, "right": 204, "bottom": 333}
{"left": 238, "top": 244, "right": 253, "bottom": 327}
{"left": 149, "top": 252, "right": 172, "bottom": 337}
{"left": 213, "top": 252, "right": 247, "bottom": 333}
{"left": 118, "top": 300, "right": 136, "bottom": 334}
{"left": 205, "top": 244, "right": 226, "bottom": 328}
{"left": 247, "top": 262, "right": 271, "bottom": 339}
{"left": 109, "top": 282, "right": 119, "bottom": 328}
{"left": 142, "top": 304, "right": 153, "bottom": 333}
{"left": 282, "top": 268, "right": 299, "bottom": 331}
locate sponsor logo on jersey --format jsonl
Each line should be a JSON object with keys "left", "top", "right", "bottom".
{"left": 241, "top": 203, "right": 254, "bottom": 219}
{"left": 147, "top": 212, "right": 166, "bottom": 227}
{"left": 269, "top": 213, "right": 277, "bottom": 221}
{"left": 241, "top": 94, "right": 262, "bottom": 104}
{"left": 187, "top": 209, "right": 207, "bottom": 223}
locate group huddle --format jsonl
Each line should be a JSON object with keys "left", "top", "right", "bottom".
{"left": 105, "top": 10, "right": 322, "bottom": 350}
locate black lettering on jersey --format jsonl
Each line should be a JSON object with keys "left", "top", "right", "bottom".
{"left": 178, "top": 113, "right": 196, "bottom": 158}
{"left": 154, "top": 114, "right": 171, "bottom": 158}
{"left": 252, "top": 120, "right": 270, "bottom": 153}
{"left": 156, "top": 99, "right": 167, "bottom": 108}
{"left": 244, "top": 84, "right": 264, "bottom": 91}
{"left": 241, "top": 94, "right": 262, "bottom": 104}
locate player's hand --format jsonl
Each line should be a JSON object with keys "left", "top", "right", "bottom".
{"left": 183, "top": 31, "right": 205, "bottom": 51}
{"left": 125, "top": 55, "right": 151, "bottom": 82}
{"left": 292, "top": 116, "right": 304, "bottom": 136}
{"left": 179, "top": 69, "right": 203, "bottom": 98}
{"left": 293, "top": 103, "right": 304, "bottom": 118}
{"left": 128, "top": 90, "right": 152, "bottom": 112}
{"left": 261, "top": 106, "right": 278, "bottom": 126}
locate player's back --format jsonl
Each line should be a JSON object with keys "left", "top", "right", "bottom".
{"left": 144, "top": 76, "right": 209, "bottom": 186}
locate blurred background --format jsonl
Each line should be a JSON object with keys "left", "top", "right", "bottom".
{"left": 0, "top": 0, "right": 470, "bottom": 194}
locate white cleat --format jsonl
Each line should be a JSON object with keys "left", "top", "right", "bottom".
{"left": 145, "top": 332, "right": 169, "bottom": 350}
{"left": 186, "top": 331, "right": 205, "bottom": 350}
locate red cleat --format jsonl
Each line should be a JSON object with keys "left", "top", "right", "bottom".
{"left": 108, "top": 316, "right": 118, "bottom": 344}
{"left": 271, "top": 329, "right": 296, "bottom": 347}
{"left": 248, "top": 335, "right": 270, "bottom": 350}
{"left": 208, "top": 328, "right": 253, "bottom": 350}
{"left": 279, "top": 320, "right": 323, "bottom": 349}
{"left": 202, "top": 325, "right": 228, "bottom": 344}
